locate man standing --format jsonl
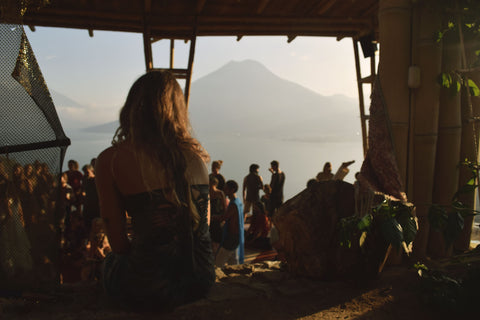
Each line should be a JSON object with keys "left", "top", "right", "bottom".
{"left": 214, "top": 180, "right": 245, "bottom": 266}
{"left": 269, "top": 160, "right": 285, "bottom": 216}
{"left": 243, "top": 164, "right": 263, "bottom": 220}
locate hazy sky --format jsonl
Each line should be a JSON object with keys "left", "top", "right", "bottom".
{"left": 25, "top": 26, "right": 371, "bottom": 125}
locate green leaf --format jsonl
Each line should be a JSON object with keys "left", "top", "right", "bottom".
{"left": 357, "top": 214, "right": 372, "bottom": 231}
{"left": 448, "top": 21, "right": 455, "bottom": 29}
{"left": 455, "top": 184, "right": 478, "bottom": 197}
{"left": 475, "top": 50, "right": 480, "bottom": 57}
{"left": 436, "top": 31, "right": 444, "bottom": 43}
{"left": 380, "top": 217, "right": 404, "bottom": 250}
{"left": 468, "top": 79, "right": 480, "bottom": 96}
{"left": 397, "top": 212, "right": 418, "bottom": 245}
{"left": 359, "top": 231, "right": 367, "bottom": 248}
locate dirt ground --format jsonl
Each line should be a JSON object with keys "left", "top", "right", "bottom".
{"left": 2, "top": 249, "right": 479, "bottom": 320}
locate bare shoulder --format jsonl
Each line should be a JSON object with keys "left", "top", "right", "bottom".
{"left": 185, "top": 151, "right": 209, "bottom": 185}
{"left": 95, "top": 146, "right": 116, "bottom": 174}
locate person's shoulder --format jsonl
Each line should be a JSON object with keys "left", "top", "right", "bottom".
{"left": 185, "top": 151, "right": 209, "bottom": 183}
{"left": 95, "top": 146, "right": 118, "bottom": 174}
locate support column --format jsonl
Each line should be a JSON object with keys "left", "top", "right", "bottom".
{"left": 430, "top": 32, "right": 462, "bottom": 258}
{"left": 455, "top": 36, "right": 480, "bottom": 251}
{"left": 378, "top": 0, "right": 412, "bottom": 191}
{"left": 411, "top": 3, "right": 442, "bottom": 258}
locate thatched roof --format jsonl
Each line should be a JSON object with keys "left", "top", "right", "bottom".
{"left": 17, "top": 0, "right": 378, "bottom": 40}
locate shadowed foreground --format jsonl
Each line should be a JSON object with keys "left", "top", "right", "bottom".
{"left": 5, "top": 255, "right": 479, "bottom": 320}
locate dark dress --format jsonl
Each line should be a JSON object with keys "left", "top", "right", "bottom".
{"left": 209, "top": 196, "right": 224, "bottom": 243}
{"left": 102, "top": 184, "right": 215, "bottom": 307}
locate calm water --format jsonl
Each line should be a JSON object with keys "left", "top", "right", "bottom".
{"left": 63, "top": 130, "right": 365, "bottom": 200}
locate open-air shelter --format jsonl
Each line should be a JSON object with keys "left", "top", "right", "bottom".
{"left": 1, "top": 0, "right": 480, "bottom": 264}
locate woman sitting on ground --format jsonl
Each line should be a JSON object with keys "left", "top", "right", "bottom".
{"left": 95, "top": 71, "right": 215, "bottom": 308}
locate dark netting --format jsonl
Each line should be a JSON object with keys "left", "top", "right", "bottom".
{"left": 0, "top": 23, "right": 70, "bottom": 292}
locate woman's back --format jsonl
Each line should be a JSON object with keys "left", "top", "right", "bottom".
{"left": 95, "top": 71, "right": 214, "bottom": 308}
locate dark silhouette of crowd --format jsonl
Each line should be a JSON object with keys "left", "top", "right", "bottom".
{"left": 0, "top": 156, "right": 106, "bottom": 285}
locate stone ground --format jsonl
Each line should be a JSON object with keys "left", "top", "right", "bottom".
{"left": 3, "top": 255, "right": 477, "bottom": 320}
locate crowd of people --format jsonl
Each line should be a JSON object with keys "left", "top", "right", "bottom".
{"left": 1, "top": 70, "right": 356, "bottom": 308}
{"left": 0, "top": 155, "right": 110, "bottom": 284}
{"left": 0, "top": 158, "right": 60, "bottom": 283}
{"left": 208, "top": 160, "right": 286, "bottom": 267}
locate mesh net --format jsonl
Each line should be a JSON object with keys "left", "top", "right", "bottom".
{"left": 0, "top": 23, "right": 70, "bottom": 291}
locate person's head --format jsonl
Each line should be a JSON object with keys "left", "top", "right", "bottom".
{"left": 113, "top": 71, "right": 207, "bottom": 158}
{"left": 307, "top": 178, "right": 317, "bottom": 188}
{"left": 61, "top": 172, "right": 68, "bottom": 185}
{"left": 323, "top": 162, "right": 332, "bottom": 173}
{"left": 224, "top": 180, "right": 238, "bottom": 196}
{"left": 253, "top": 201, "right": 265, "bottom": 215}
{"left": 68, "top": 160, "right": 79, "bottom": 171}
{"left": 263, "top": 184, "right": 271, "bottom": 195}
{"left": 90, "top": 158, "right": 97, "bottom": 169}
{"left": 249, "top": 163, "right": 259, "bottom": 174}
{"left": 209, "top": 175, "right": 219, "bottom": 189}
{"left": 113, "top": 71, "right": 209, "bottom": 229}
{"left": 270, "top": 160, "right": 279, "bottom": 172}
{"left": 211, "top": 160, "right": 223, "bottom": 174}
{"left": 12, "top": 164, "right": 23, "bottom": 177}
{"left": 82, "top": 164, "right": 95, "bottom": 178}
{"left": 24, "top": 164, "right": 33, "bottom": 177}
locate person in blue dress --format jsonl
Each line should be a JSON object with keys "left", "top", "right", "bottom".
{"left": 214, "top": 180, "right": 244, "bottom": 266}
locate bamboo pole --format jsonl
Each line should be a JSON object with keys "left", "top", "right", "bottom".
{"left": 378, "top": 0, "right": 411, "bottom": 189}
{"left": 429, "top": 31, "right": 462, "bottom": 258}
{"left": 353, "top": 40, "right": 369, "bottom": 156}
{"left": 455, "top": 36, "right": 480, "bottom": 251}
{"left": 411, "top": 3, "right": 442, "bottom": 258}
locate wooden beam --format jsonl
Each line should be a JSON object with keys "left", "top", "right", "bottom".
{"left": 28, "top": 25, "right": 36, "bottom": 32}
{"left": 287, "top": 35, "right": 296, "bottom": 43}
{"left": 88, "top": 28, "right": 94, "bottom": 37}
{"left": 256, "top": 0, "right": 270, "bottom": 14}
{"left": 353, "top": 39, "right": 369, "bottom": 156}
{"left": 143, "top": 0, "right": 153, "bottom": 71}
{"left": 170, "top": 39, "right": 174, "bottom": 69}
{"left": 317, "top": 0, "right": 338, "bottom": 15}
{"left": 184, "top": 36, "right": 196, "bottom": 108}
{"left": 197, "top": 0, "right": 207, "bottom": 14}
{"left": 236, "top": 35, "right": 243, "bottom": 41}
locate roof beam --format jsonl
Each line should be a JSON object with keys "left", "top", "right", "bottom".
{"left": 197, "top": 0, "right": 207, "bottom": 14}
{"left": 317, "top": 0, "right": 338, "bottom": 15}
{"left": 256, "top": 0, "right": 270, "bottom": 14}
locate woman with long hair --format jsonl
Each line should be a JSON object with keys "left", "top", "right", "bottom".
{"left": 95, "top": 71, "right": 214, "bottom": 307}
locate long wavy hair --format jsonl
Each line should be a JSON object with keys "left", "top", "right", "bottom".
{"left": 113, "top": 71, "right": 209, "bottom": 229}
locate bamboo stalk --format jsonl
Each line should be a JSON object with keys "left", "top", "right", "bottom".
{"left": 378, "top": 0, "right": 412, "bottom": 188}
{"left": 455, "top": 35, "right": 480, "bottom": 251}
{"left": 410, "top": 3, "right": 442, "bottom": 259}
{"left": 429, "top": 31, "right": 462, "bottom": 258}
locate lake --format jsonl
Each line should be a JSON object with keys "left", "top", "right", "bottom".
{"left": 63, "top": 130, "right": 365, "bottom": 200}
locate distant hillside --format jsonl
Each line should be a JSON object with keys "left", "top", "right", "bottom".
{"left": 83, "top": 120, "right": 118, "bottom": 134}
{"left": 76, "top": 60, "right": 361, "bottom": 141}
{"left": 188, "top": 60, "right": 360, "bottom": 142}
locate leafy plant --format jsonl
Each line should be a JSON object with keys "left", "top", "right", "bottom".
{"left": 338, "top": 200, "right": 417, "bottom": 255}
{"left": 429, "top": 160, "right": 480, "bottom": 246}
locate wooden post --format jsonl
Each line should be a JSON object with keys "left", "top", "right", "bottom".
{"left": 410, "top": 3, "right": 442, "bottom": 258}
{"left": 170, "top": 39, "right": 175, "bottom": 69}
{"left": 143, "top": 0, "right": 153, "bottom": 71}
{"left": 184, "top": 36, "right": 196, "bottom": 108}
{"left": 353, "top": 39, "right": 369, "bottom": 156}
{"left": 378, "top": 0, "right": 412, "bottom": 190}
